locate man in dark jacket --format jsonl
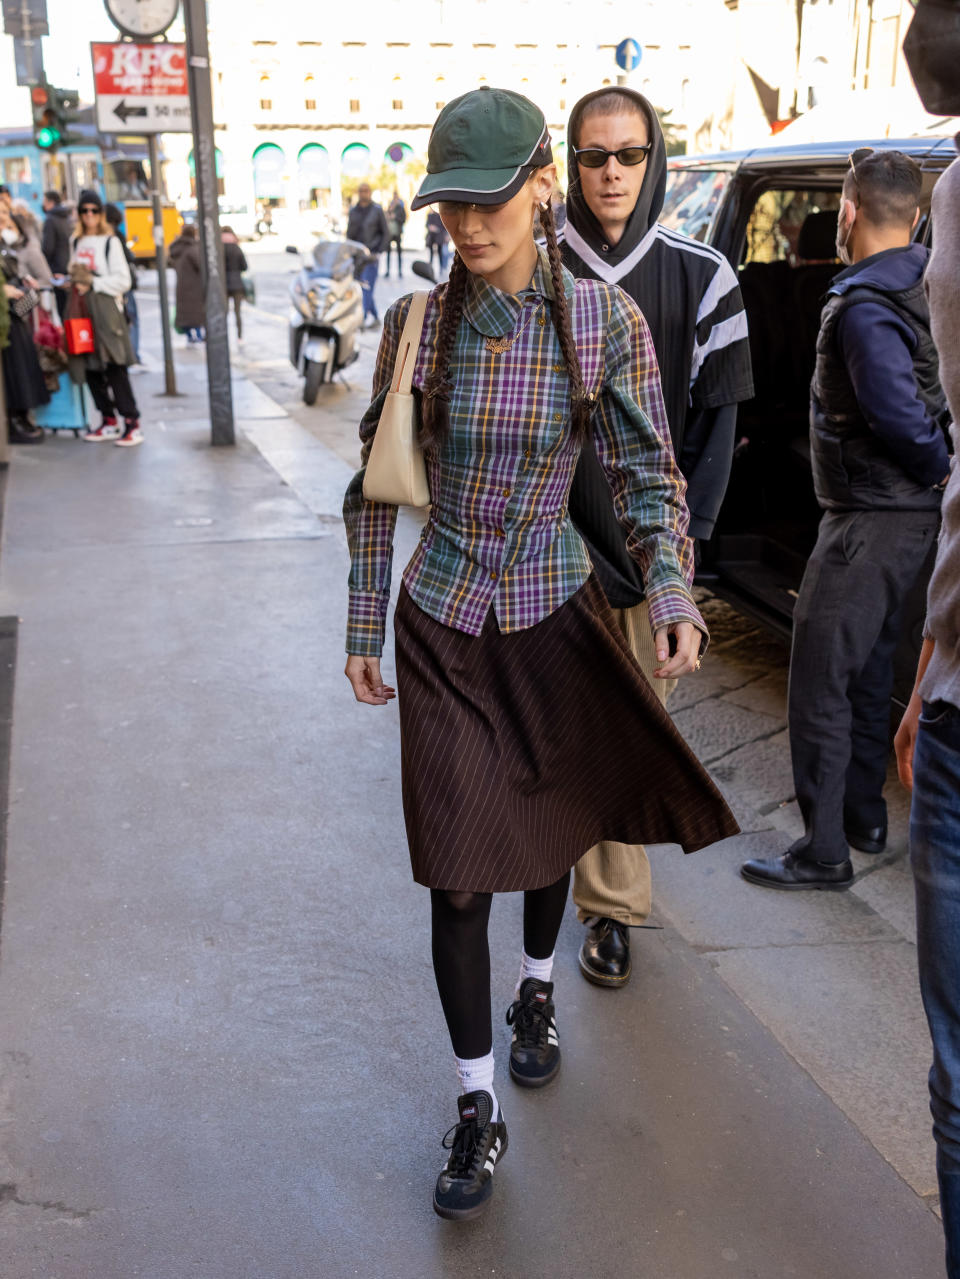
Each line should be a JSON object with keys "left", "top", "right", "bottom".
{"left": 742, "top": 149, "right": 950, "bottom": 892}
{"left": 561, "top": 87, "right": 754, "bottom": 987}
{"left": 42, "top": 189, "right": 73, "bottom": 316}
{"left": 346, "top": 182, "right": 388, "bottom": 328}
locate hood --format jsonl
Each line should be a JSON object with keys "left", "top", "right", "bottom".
{"left": 564, "top": 87, "right": 667, "bottom": 265}
{"left": 831, "top": 242, "right": 929, "bottom": 308}
{"left": 49, "top": 204, "right": 71, "bottom": 220}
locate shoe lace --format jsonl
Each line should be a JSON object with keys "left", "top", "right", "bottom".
{"left": 506, "top": 995, "right": 548, "bottom": 1050}
{"left": 441, "top": 1115, "right": 482, "bottom": 1178}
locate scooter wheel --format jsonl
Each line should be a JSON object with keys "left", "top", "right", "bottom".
{"left": 303, "top": 359, "right": 324, "bottom": 405}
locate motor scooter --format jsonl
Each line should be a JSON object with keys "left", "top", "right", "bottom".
{"left": 287, "top": 238, "right": 366, "bottom": 404}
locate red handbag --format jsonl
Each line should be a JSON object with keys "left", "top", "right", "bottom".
{"left": 65, "top": 316, "right": 95, "bottom": 355}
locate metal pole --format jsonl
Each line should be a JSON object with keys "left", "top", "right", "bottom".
{"left": 182, "top": 0, "right": 234, "bottom": 445}
{"left": 147, "top": 132, "right": 179, "bottom": 397}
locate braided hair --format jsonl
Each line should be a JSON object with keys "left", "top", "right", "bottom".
{"left": 419, "top": 250, "right": 470, "bottom": 448}
{"left": 419, "top": 177, "right": 595, "bottom": 448}
{"left": 537, "top": 198, "right": 594, "bottom": 440}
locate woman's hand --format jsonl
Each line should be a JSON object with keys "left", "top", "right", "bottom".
{"left": 653, "top": 622, "right": 702, "bottom": 679}
{"left": 4, "top": 284, "right": 23, "bottom": 300}
{"left": 24, "top": 275, "right": 38, "bottom": 289}
{"left": 345, "top": 655, "right": 396, "bottom": 706}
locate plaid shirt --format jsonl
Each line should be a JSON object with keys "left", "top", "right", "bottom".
{"left": 343, "top": 250, "right": 703, "bottom": 657}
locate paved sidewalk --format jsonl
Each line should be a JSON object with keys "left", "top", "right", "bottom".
{"left": 0, "top": 350, "right": 946, "bottom": 1278}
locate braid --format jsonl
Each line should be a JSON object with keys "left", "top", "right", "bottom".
{"left": 538, "top": 200, "right": 594, "bottom": 440}
{"left": 420, "top": 251, "right": 469, "bottom": 449}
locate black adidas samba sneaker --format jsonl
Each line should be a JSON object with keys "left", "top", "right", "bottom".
{"left": 433, "top": 1090, "right": 508, "bottom": 1221}
{"left": 506, "top": 978, "right": 561, "bottom": 1087}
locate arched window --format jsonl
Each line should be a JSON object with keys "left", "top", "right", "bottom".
{"left": 259, "top": 73, "right": 272, "bottom": 112}
{"left": 341, "top": 141, "right": 372, "bottom": 178}
{"left": 304, "top": 74, "right": 316, "bottom": 112}
{"left": 298, "top": 143, "right": 330, "bottom": 210}
{"left": 252, "top": 142, "right": 285, "bottom": 200}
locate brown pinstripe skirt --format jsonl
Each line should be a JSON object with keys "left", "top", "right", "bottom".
{"left": 394, "top": 576, "right": 738, "bottom": 892}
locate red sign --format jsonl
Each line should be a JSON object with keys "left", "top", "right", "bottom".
{"left": 91, "top": 42, "right": 190, "bottom": 133}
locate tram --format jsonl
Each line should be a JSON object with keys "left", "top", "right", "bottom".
{"left": 0, "top": 123, "right": 181, "bottom": 265}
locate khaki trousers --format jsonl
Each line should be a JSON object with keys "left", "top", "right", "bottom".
{"left": 572, "top": 599, "right": 677, "bottom": 925}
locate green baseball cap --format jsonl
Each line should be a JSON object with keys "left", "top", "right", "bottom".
{"left": 410, "top": 86, "right": 553, "bottom": 211}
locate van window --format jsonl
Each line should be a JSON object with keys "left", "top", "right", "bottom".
{"left": 743, "top": 189, "right": 840, "bottom": 266}
{"left": 660, "top": 168, "right": 731, "bottom": 242}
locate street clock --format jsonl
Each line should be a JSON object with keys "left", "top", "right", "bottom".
{"left": 104, "top": 0, "right": 180, "bottom": 40}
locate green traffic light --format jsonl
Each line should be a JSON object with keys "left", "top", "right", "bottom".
{"left": 36, "top": 126, "right": 61, "bottom": 149}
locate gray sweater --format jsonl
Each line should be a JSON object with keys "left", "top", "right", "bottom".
{"left": 919, "top": 147, "right": 960, "bottom": 710}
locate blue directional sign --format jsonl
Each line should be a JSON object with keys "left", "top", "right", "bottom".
{"left": 615, "top": 38, "right": 642, "bottom": 73}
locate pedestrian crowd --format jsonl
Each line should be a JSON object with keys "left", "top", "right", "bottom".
{"left": 341, "top": 4, "right": 960, "bottom": 1269}
{"left": 0, "top": 184, "right": 143, "bottom": 446}
{"left": 0, "top": 183, "right": 257, "bottom": 447}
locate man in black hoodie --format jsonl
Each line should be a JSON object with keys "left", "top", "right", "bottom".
{"left": 741, "top": 150, "right": 950, "bottom": 893}
{"left": 562, "top": 88, "right": 754, "bottom": 988}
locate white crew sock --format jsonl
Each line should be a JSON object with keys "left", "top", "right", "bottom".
{"left": 516, "top": 948, "right": 554, "bottom": 996}
{"left": 454, "top": 1051, "right": 498, "bottom": 1121}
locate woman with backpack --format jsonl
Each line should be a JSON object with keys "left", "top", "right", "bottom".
{"left": 68, "top": 189, "right": 141, "bottom": 446}
{"left": 342, "top": 88, "right": 737, "bottom": 1221}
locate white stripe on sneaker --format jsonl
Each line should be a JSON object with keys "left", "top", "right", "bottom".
{"left": 483, "top": 1136, "right": 502, "bottom": 1174}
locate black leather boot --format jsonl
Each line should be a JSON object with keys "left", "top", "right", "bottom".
{"left": 578, "top": 917, "right": 631, "bottom": 987}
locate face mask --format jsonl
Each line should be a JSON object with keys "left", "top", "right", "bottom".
{"left": 904, "top": 0, "right": 960, "bottom": 115}
{"left": 835, "top": 206, "right": 855, "bottom": 267}
{"left": 1, "top": 227, "right": 17, "bottom": 245}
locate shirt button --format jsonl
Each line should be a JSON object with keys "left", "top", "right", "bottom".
{"left": 490, "top": 570, "right": 498, "bottom": 580}
{"left": 537, "top": 315, "right": 546, "bottom": 327}
{"left": 503, "top": 487, "right": 511, "bottom": 498}
{"left": 553, "top": 363, "right": 564, "bottom": 372}
{"left": 524, "top": 450, "right": 531, "bottom": 458}
{"left": 553, "top": 412, "right": 562, "bottom": 422}
{"left": 495, "top": 528, "right": 505, "bottom": 538}
{"left": 602, "top": 243, "right": 610, "bottom": 252}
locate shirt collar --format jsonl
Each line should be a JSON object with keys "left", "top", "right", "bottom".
{"left": 461, "top": 248, "right": 571, "bottom": 337}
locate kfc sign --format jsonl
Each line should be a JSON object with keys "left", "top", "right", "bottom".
{"left": 91, "top": 42, "right": 191, "bottom": 133}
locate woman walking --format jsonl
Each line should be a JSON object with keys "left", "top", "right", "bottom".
{"left": 221, "top": 226, "right": 248, "bottom": 339}
{"left": 343, "top": 88, "right": 737, "bottom": 1222}
{"left": 169, "top": 223, "right": 205, "bottom": 343}
{"left": 68, "top": 189, "right": 141, "bottom": 446}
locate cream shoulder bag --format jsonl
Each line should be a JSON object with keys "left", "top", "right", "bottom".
{"left": 362, "top": 291, "right": 430, "bottom": 508}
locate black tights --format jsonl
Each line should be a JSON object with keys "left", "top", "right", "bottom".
{"left": 430, "top": 871, "right": 570, "bottom": 1060}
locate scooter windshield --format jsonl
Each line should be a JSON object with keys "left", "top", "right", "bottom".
{"left": 311, "top": 241, "right": 356, "bottom": 279}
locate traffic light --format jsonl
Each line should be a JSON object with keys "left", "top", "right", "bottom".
{"left": 31, "top": 83, "right": 59, "bottom": 150}
{"left": 30, "top": 82, "right": 82, "bottom": 152}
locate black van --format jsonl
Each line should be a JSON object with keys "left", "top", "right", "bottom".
{"left": 662, "top": 135, "right": 957, "bottom": 701}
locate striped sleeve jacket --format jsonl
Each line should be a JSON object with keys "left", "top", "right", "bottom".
{"left": 343, "top": 250, "right": 704, "bottom": 657}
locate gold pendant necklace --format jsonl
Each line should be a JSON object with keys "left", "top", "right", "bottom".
{"left": 484, "top": 304, "right": 541, "bottom": 355}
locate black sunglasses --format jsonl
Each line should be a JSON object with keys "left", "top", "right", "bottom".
{"left": 79, "top": 205, "right": 100, "bottom": 213}
{"left": 574, "top": 143, "right": 652, "bottom": 169}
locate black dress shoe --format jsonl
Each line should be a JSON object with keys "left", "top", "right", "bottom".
{"left": 844, "top": 822, "right": 887, "bottom": 855}
{"left": 740, "top": 850, "right": 853, "bottom": 891}
{"left": 578, "top": 917, "right": 631, "bottom": 987}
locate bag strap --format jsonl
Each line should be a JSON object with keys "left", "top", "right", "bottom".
{"left": 390, "top": 291, "right": 429, "bottom": 395}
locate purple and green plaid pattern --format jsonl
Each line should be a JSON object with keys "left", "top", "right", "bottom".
{"left": 344, "top": 251, "right": 703, "bottom": 656}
